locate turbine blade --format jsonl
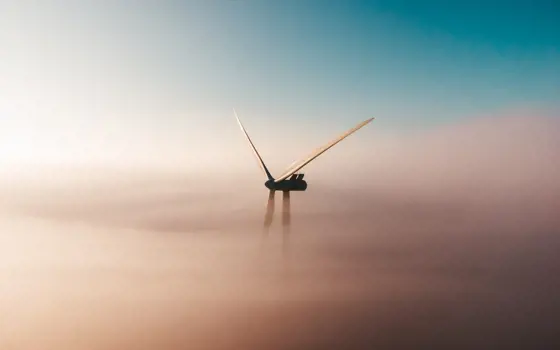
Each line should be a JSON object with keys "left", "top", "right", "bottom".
{"left": 234, "top": 109, "right": 274, "bottom": 181}
{"left": 275, "top": 117, "right": 374, "bottom": 182}
{"left": 263, "top": 190, "right": 275, "bottom": 231}
{"left": 282, "top": 191, "right": 291, "bottom": 257}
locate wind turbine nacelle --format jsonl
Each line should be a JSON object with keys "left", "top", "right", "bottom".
{"left": 265, "top": 179, "right": 307, "bottom": 191}
{"left": 289, "top": 173, "right": 305, "bottom": 181}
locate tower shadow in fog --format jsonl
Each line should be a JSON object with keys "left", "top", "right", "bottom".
{"left": 234, "top": 108, "right": 374, "bottom": 256}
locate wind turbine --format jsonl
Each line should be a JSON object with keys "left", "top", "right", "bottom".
{"left": 234, "top": 109, "right": 374, "bottom": 252}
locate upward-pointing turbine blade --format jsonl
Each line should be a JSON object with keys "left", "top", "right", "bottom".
{"left": 275, "top": 117, "right": 374, "bottom": 182}
{"left": 234, "top": 109, "right": 274, "bottom": 181}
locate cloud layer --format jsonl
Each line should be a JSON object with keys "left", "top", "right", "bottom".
{"left": 1, "top": 111, "right": 559, "bottom": 349}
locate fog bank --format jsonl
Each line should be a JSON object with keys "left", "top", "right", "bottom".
{"left": 1, "top": 112, "right": 559, "bottom": 349}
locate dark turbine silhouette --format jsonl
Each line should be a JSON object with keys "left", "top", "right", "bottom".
{"left": 234, "top": 109, "right": 374, "bottom": 254}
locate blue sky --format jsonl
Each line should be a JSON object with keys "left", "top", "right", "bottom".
{"left": 224, "top": 1, "right": 559, "bottom": 128}
{"left": 0, "top": 1, "right": 558, "bottom": 166}
{"left": 103, "top": 0, "right": 559, "bottom": 127}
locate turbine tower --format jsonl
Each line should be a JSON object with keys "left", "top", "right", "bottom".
{"left": 234, "top": 109, "right": 373, "bottom": 253}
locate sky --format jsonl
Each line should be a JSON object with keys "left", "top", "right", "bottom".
{"left": 0, "top": 0, "right": 558, "bottom": 169}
